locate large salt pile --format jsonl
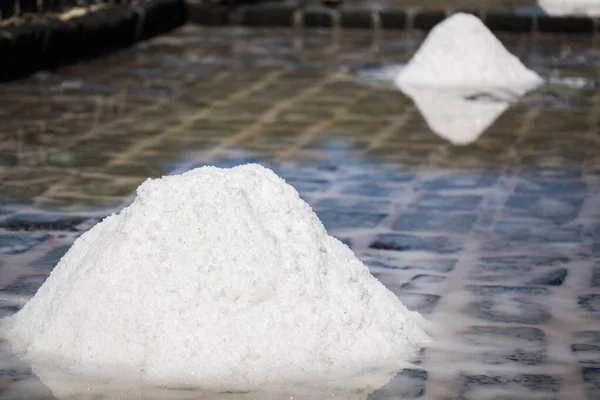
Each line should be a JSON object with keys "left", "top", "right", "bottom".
{"left": 539, "top": 0, "right": 600, "bottom": 16}
{"left": 0, "top": 164, "right": 429, "bottom": 390}
{"left": 395, "top": 13, "right": 542, "bottom": 145}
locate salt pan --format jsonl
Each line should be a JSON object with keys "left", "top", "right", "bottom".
{"left": 1, "top": 164, "right": 429, "bottom": 391}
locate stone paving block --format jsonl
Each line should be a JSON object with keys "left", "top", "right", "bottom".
{"left": 64, "top": 175, "right": 139, "bottom": 198}
{"left": 0, "top": 300, "right": 22, "bottom": 318}
{"left": 240, "top": 5, "right": 295, "bottom": 28}
{"left": 593, "top": 268, "right": 600, "bottom": 289}
{"left": 370, "top": 368, "right": 427, "bottom": 399}
{"left": 421, "top": 172, "right": 499, "bottom": 191}
{"left": 456, "top": 374, "right": 559, "bottom": 400}
{"left": 0, "top": 181, "right": 55, "bottom": 201}
{"left": 317, "top": 210, "right": 387, "bottom": 230}
{"left": 393, "top": 212, "right": 478, "bottom": 233}
{"left": 304, "top": 8, "right": 334, "bottom": 28}
{"left": 348, "top": 95, "right": 409, "bottom": 117}
{"left": 340, "top": 9, "right": 374, "bottom": 29}
{"left": 314, "top": 197, "right": 391, "bottom": 213}
{"left": 519, "top": 167, "right": 582, "bottom": 180}
{"left": 0, "top": 275, "right": 47, "bottom": 297}
{"left": 366, "top": 147, "right": 433, "bottom": 165}
{"left": 572, "top": 331, "right": 600, "bottom": 365}
{"left": 287, "top": 179, "right": 331, "bottom": 194}
{"left": 0, "top": 213, "right": 94, "bottom": 232}
{"left": 391, "top": 292, "right": 440, "bottom": 315}
{"left": 0, "top": 232, "right": 50, "bottom": 255}
{"left": 469, "top": 256, "right": 570, "bottom": 286}
{"left": 494, "top": 220, "right": 582, "bottom": 243}
{"left": 463, "top": 286, "right": 552, "bottom": 324}
{"left": 485, "top": 11, "right": 533, "bottom": 33}
{"left": 341, "top": 167, "right": 415, "bottom": 183}
{"left": 28, "top": 245, "right": 71, "bottom": 271}
{"left": 103, "top": 162, "right": 167, "bottom": 179}
{"left": 503, "top": 195, "right": 582, "bottom": 224}
{"left": 339, "top": 182, "right": 399, "bottom": 198}
{"left": 537, "top": 16, "right": 595, "bottom": 34}
{"left": 410, "top": 194, "right": 483, "bottom": 212}
{"left": 578, "top": 295, "right": 600, "bottom": 320}
{"left": 0, "top": 358, "right": 32, "bottom": 385}
{"left": 34, "top": 196, "right": 125, "bottom": 213}
{"left": 583, "top": 367, "right": 600, "bottom": 400}
{"left": 401, "top": 274, "right": 446, "bottom": 291}
{"left": 462, "top": 326, "right": 547, "bottom": 365}
{"left": 370, "top": 233, "right": 463, "bottom": 254}
{"left": 378, "top": 9, "right": 408, "bottom": 30}
{"left": 304, "top": 138, "right": 371, "bottom": 152}
{"left": 336, "top": 237, "right": 352, "bottom": 248}
{"left": 360, "top": 253, "right": 457, "bottom": 273}
{"left": 515, "top": 179, "right": 588, "bottom": 196}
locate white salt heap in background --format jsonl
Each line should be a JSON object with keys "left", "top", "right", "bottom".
{"left": 539, "top": 0, "right": 600, "bottom": 16}
{"left": 394, "top": 13, "right": 543, "bottom": 145}
{"left": 395, "top": 13, "right": 542, "bottom": 91}
{"left": 0, "top": 164, "right": 429, "bottom": 390}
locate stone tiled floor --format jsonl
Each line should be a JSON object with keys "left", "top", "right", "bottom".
{"left": 0, "top": 26, "right": 599, "bottom": 399}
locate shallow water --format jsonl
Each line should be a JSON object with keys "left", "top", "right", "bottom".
{"left": 0, "top": 26, "right": 599, "bottom": 399}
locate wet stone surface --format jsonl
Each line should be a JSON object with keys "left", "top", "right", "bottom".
{"left": 463, "top": 286, "right": 552, "bottom": 324}
{"left": 456, "top": 374, "right": 559, "bottom": 400}
{"left": 469, "top": 255, "right": 571, "bottom": 286}
{"left": 0, "top": 275, "right": 48, "bottom": 297}
{"left": 0, "top": 25, "right": 599, "bottom": 399}
{"left": 572, "top": 331, "right": 600, "bottom": 365}
{"left": 462, "top": 326, "right": 547, "bottom": 365}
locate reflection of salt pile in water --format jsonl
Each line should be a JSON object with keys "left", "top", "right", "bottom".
{"left": 395, "top": 13, "right": 543, "bottom": 145}
{"left": 0, "top": 164, "right": 429, "bottom": 390}
{"left": 539, "top": 0, "right": 600, "bottom": 16}
{"left": 400, "top": 88, "right": 513, "bottom": 146}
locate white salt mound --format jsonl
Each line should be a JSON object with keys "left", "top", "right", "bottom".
{"left": 539, "top": 0, "right": 600, "bottom": 16}
{"left": 395, "top": 13, "right": 543, "bottom": 92}
{"left": 0, "top": 164, "right": 430, "bottom": 390}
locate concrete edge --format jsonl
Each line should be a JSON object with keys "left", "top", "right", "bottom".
{"left": 187, "top": 3, "right": 600, "bottom": 35}
{"left": 0, "top": 0, "right": 187, "bottom": 82}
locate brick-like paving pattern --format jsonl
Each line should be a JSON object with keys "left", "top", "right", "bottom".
{"left": 0, "top": 25, "right": 599, "bottom": 399}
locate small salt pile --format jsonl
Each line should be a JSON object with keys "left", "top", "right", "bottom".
{"left": 1, "top": 164, "right": 429, "bottom": 391}
{"left": 539, "top": 0, "right": 600, "bottom": 16}
{"left": 395, "top": 13, "right": 542, "bottom": 145}
{"left": 395, "top": 13, "right": 542, "bottom": 91}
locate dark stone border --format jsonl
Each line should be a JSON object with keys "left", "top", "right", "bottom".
{"left": 187, "top": 3, "right": 600, "bottom": 35}
{"left": 0, "top": 0, "right": 187, "bottom": 82}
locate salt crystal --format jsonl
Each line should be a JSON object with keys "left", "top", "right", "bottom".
{"left": 395, "top": 13, "right": 543, "bottom": 92}
{"left": 1, "top": 164, "right": 429, "bottom": 391}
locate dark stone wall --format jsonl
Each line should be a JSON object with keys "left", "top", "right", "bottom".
{"left": 0, "top": 0, "right": 187, "bottom": 82}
